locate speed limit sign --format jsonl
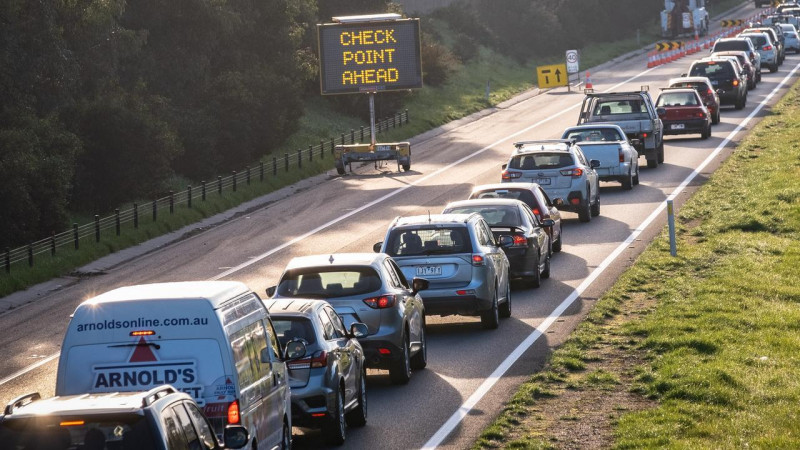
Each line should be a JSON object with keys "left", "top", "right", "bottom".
{"left": 566, "top": 50, "right": 579, "bottom": 74}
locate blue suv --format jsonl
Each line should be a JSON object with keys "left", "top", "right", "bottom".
{"left": 501, "top": 140, "right": 600, "bottom": 222}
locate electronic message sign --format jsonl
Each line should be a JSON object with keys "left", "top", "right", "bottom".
{"left": 318, "top": 19, "right": 422, "bottom": 95}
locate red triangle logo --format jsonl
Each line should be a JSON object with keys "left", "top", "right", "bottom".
{"left": 129, "top": 337, "right": 158, "bottom": 362}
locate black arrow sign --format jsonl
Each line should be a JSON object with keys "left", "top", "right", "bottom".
{"left": 555, "top": 68, "right": 562, "bottom": 82}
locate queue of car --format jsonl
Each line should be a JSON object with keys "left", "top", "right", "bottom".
{"left": 1, "top": 9, "right": 795, "bottom": 449}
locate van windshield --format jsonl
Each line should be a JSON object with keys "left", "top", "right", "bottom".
{"left": 277, "top": 267, "right": 382, "bottom": 298}
{"left": 0, "top": 413, "right": 156, "bottom": 450}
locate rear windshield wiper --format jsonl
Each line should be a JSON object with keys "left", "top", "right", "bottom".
{"left": 109, "top": 342, "right": 161, "bottom": 350}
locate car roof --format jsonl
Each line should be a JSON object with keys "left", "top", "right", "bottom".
{"left": 564, "top": 124, "right": 626, "bottom": 132}
{"left": 444, "top": 199, "right": 527, "bottom": 210}
{"left": 668, "top": 76, "right": 712, "bottom": 85}
{"left": 286, "top": 253, "right": 384, "bottom": 270}
{"left": 659, "top": 88, "right": 697, "bottom": 94}
{"left": 514, "top": 143, "right": 571, "bottom": 155}
{"left": 472, "top": 182, "right": 539, "bottom": 192}
{"left": 81, "top": 281, "right": 251, "bottom": 309}
{"left": 5, "top": 390, "right": 191, "bottom": 418}
{"left": 392, "top": 214, "right": 476, "bottom": 227}
{"left": 265, "top": 298, "right": 328, "bottom": 317}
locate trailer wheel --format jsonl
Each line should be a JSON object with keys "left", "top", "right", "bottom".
{"left": 402, "top": 163, "right": 410, "bottom": 171}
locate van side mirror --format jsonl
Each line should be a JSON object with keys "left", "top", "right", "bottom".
{"left": 656, "top": 107, "right": 667, "bottom": 118}
{"left": 498, "top": 235, "right": 514, "bottom": 248}
{"left": 349, "top": 322, "right": 369, "bottom": 338}
{"left": 266, "top": 286, "right": 276, "bottom": 298}
{"left": 373, "top": 242, "right": 383, "bottom": 253}
{"left": 411, "top": 277, "right": 429, "bottom": 294}
{"left": 590, "top": 159, "right": 601, "bottom": 169}
{"left": 223, "top": 425, "right": 250, "bottom": 449}
{"left": 541, "top": 218, "right": 555, "bottom": 228}
{"left": 284, "top": 339, "right": 307, "bottom": 360}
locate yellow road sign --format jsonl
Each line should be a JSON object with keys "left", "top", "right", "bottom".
{"left": 536, "top": 63, "right": 568, "bottom": 88}
{"left": 721, "top": 19, "right": 744, "bottom": 27}
{"left": 655, "top": 41, "right": 683, "bottom": 52}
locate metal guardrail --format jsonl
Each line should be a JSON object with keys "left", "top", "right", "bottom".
{"left": 2, "top": 110, "right": 410, "bottom": 273}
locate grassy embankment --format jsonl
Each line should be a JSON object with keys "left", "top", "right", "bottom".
{"left": 475, "top": 73, "right": 800, "bottom": 448}
{"left": 0, "top": 0, "right": 747, "bottom": 299}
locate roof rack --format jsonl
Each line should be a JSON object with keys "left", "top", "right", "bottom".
{"left": 4, "top": 392, "right": 41, "bottom": 415}
{"left": 142, "top": 385, "right": 178, "bottom": 407}
{"left": 513, "top": 139, "right": 574, "bottom": 149}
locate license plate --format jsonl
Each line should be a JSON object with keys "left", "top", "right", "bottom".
{"left": 711, "top": 80, "right": 719, "bottom": 86}
{"left": 671, "top": 124, "right": 685, "bottom": 130}
{"left": 416, "top": 266, "right": 442, "bottom": 276}
{"left": 531, "top": 177, "right": 551, "bottom": 185}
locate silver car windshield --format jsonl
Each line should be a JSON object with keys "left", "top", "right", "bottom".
{"left": 444, "top": 206, "right": 521, "bottom": 228}
{"left": 386, "top": 227, "right": 473, "bottom": 256}
{"left": 277, "top": 267, "right": 381, "bottom": 298}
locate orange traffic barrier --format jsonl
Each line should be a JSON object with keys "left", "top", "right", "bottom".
{"left": 585, "top": 71, "right": 593, "bottom": 90}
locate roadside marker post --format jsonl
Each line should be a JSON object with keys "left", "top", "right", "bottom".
{"left": 668, "top": 199, "right": 677, "bottom": 256}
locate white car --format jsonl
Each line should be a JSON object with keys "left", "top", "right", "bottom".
{"left": 780, "top": 24, "right": 800, "bottom": 52}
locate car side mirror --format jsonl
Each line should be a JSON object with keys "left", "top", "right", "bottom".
{"left": 223, "top": 425, "right": 250, "bottom": 449}
{"left": 266, "top": 286, "right": 276, "bottom": 298}
{"left": 411, "top": 277, "right": 429, "bottom": 294}
{"left": 681, "top": 72, "right": 688, "bottom": 77}
{"left": 656, "top": 107, "right": 667, "bottom": 118}
{"left": 590, "top": 159, "right": 601, "bottom": 169}
{"left": 630, "top": 138, "right": 641, "bottom": 147}
{"left": 501, "top": 163, "right": 508, "bottom": 170}
{"left": 373, "top": 242, "right": 383, "bottom": 253}
{"left": 349, "top": 322, "right": 369, "bottom": 338}
{"left": 498, "top": 235, "right": 514, "bottom": 248}
{"left": 284, "top": 339, "right": 307, "bottom": 360}
{"left": 541, "top": 218, "right": 555, "bottom": 228}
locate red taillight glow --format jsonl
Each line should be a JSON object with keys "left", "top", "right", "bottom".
{"left": 532, "top": 208, "right": 541, "bottom": 216}
{"left": 227, "top": 400, "right": 240, "bottom": 424}
{"left": 472, "top": 254, "right": 485, "bottom": 265}
{"left": 732, "top": 79, "right": 739, "bottom": 86}
{"left": 502, "top": 171, "right": 522, "bottom": 180}
{"left": 619, "top": 149, "right": 625, "bottom": 163}
{"left": 363, "top": 294, "right": 396, "bottom": 309}
{"left": 378, "top": 348, "right": 392, "bottom": 355}
{"left": 512, "top": 235, "right": 527, "bottom": 246}
{"left": 706, "top": 88, "right": 713, "bottom": 95}
{"left": 312, "top": 413, "right": 326, "bottom": 418}
{"left": 559, "top": 167, "right": 584, "bottom": 177}
{"left": 642, "top": 132, "right": 648, "bottom": 138}
{"left": 697, "top": 111, "right": 706, "bottom": 118}
{"left": 60, "top": 421, "right": 85, "bottom": 427}
{"left": 763, "top": 45, "right": 773, "bottom": 51}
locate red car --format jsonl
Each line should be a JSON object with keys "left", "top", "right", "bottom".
{"left": 668, "top": 76, "right": 721, "bottom": 125}
{"left": 656, "top": 88, "right": 712, "bottom": 140}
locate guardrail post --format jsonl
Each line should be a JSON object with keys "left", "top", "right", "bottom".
{"left": 134, "top": 203, "right": 139, "bottom": 228}
{"left": 309, "top": 145, "right": 313, "bottom": 162}
{"left": 320, "top": 143, "right": 324, "bottom": 160}
{"left": 217, "top": 176, "right": 222, "bottom": 195}
{"left": 350, "top": 129, "right": 355, "bottom": 143}
{"left": 273, "top": 157, "right": 277, "bottom": 175}
{"left": 260, "top": 162, "right": 265, "bottom": 182}
{"left": 667, "top": 199, "right": 677, "bottom": 256}
{"left": 232, "top": 171, "right": 237, "bottom": 192}
{"left": 73, "top": 223, "right": 79, "bottom": 249}
{"left": 397, "top": 112, "right": 403, "bottom": 127}
{"left": 169, "top": 191, "right": 174, "bottom": 213}
{"left": 330, "top": 137, "right": 335, "bottom": 155}
{"left": 341, "top": 133, "right": 346, "bottom": 146}
{"left": 28, "top": 244, "right": 33, "bottom": 267}
{"left": 187, "top": 186, "right": 192, "bottom": 208}
{"left": 360, "top": 126, "right": 365, "bottom": 142}
{"left": 153, "top": 199, "right": 157, "bottom": 221}
{"left": 4, "top": 248, "right": 9, "bottom": 273}
{"left": 115, "top": 209, "right": 120, "bottom": 235}
{"left": 298, "top": 150, "right": 302, "bottom": 169}
{"left": 201, "top": 181, "right": 206, "bottom": 201}
{"left": 246, "top": 168, "right": 251, "bottom": 185}
{"left": 51, "top": 232, "right": 56, "bottom": 256}
{"left": 284, "top": 153, "right": 289, "bottom": 172}
{"left": 94, "top": 215, "right": 100, "bottom": 242}
{"left": 405, "top": 109, "right": 409, "bottom": 124}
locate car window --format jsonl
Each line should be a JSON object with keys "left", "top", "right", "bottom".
{"left": 272, "top": 317, "right": 318, "bottom": 348}
{"left": 713, "top": 40, "right": 750, "bottom": 52}
{"left": 509, "top": 152, "right": 574, "bottom": 170}
{"left": 185, "top": 402, "right": 217, "bottom": 450}
{"left": 389, "top": 259, "right": 411, "bottom": 288}
{"left": 229, "top": 320, "right": 270, "bottom": 388}
{"left": 162, "top": 406, "right": 189, "bottom": 450}
{"left": 171, "top": 403, "right": 202, "bottom": 450}
{"left": 481, "top": 221, "right": 497, "bottom": 246}
{"left": 471, "top": 188, "right": 537, "bottom": 208}
{"left": 265, "top": 319, "right": 282, "bottom": 360}
{"left": 444, "top": 205, "right": 521, "bottom": 227}
{"left": 0, "top": 414, "right": 156, "bottom": 450}
{"left": 564, "top": 127, "right": 622, "bottom": 142}
{"left": 325, "top": 307, "right": 348, "bottom": 337}
{"left": 318, "top": 309, "right": 338, "bottom": 340}
{"left": 521, "top": 205, "right": 539, "bottom": 226}
{"left": 385, "top": 226, "right": 473, "bottom": 256}
{"left": 657, "top": 92, "right": 699, "bottom": 106}
{"left": 383, "top": 259, "right": 402, "bottom": 288}
{"left": 575, "top": 148, "right": 590, "bottom": 167}
{"left": 689, "top": 62, "right": 733, "bottom": 80}
{"left": 277, "top": 267, "right": 382, "bottom": 298}
{"left": 535, "top": 186, "right": 553, "bottom": 208}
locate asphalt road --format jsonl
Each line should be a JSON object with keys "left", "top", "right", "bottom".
{"left": 1, "top": 3, "right": 797, "bottom": 448}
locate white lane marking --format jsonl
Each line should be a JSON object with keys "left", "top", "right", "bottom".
{"left": 420, "top": 61, "right": 800, "bottom": 449}
{"left": 0, "top": 68, "right": 654, "bottom": 386}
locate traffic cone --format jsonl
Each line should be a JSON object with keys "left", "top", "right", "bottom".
{"left": 585, "top": 71, "right": 593, "bottom": 90}
{"left": 647, "top": 51, "right": 656, "bottom": 68}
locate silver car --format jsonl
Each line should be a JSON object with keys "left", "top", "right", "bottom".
{"left": 268, "top": 253, "right": 427, "bottom": 385}
{"left": 501, "top": 139, "right": 601, "bottom": 223}
{"left": 266, "top": 299, "right": 368, "bottom": 445}
{"left": 781, "top": 25, "right": 800, "bottom": 52}
{"left": 375, "top": 214, "right": 512, "bottom": 329}
{"left": 739, "top": 32, "right": 778, "bottom": 72}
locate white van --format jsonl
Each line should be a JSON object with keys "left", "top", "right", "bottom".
{"left": 55, "top": 281, "right": 306, "bottom": 450}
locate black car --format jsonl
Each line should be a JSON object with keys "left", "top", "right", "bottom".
{"left": 688, "top": 58, "right": 748, "bottom": 110}
{"left": 442, "top": 198, "right": 552, "bottom": 288}
{"left": 711, "top": 38, "right": 761, "bottom": 82}
{"left": 267, "top": 299, "right": 368, "bottom": 445}
{"left": 0, "top": 386, "right": 249, "bottom": 450}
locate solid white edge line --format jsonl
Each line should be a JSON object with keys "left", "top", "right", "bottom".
{"left": 0, "top": 353, "right": 60, "bottom": 387}
{"left": 420, "top": 60, "right": 800, "bottom": 450}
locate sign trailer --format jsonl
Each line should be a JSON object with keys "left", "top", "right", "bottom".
{"left": 318, "top": 14, "right": 421, "bottom": 174}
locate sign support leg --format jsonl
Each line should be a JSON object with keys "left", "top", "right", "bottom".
{"left": 369, "top": 93, "right": 377, "bottom": 147}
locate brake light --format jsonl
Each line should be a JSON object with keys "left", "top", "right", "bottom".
{"left": 559, "top": 167, "right": 584, "bottom": 177}
{"left": 619, "top": 149, "right": 625, "bottom": 163}
{"left": 363, "top": 294, "right": 397, "bottom": 309}
{"left": 707, "top": 88, "right": 713, "bottom": 95}
{"left": 531, "top": 208, "right": 541, "bottom": 216}
{"left": 60, "top": 421, "right": 85, "bottom": 427}
{"left": 378, "top": 348, "right": 392, "bottom": 355}
{"left": 697, "top": 111, "right": 706, "bottom": 118}
{"left": 764, "top": 45, "right": 773, "bottom": 50}
{"left": 733, "top": 79, "right": 739, "bottom": 86}
{"left": 642, "top": 132, "right": 648, "bottom": 138}
{"left": 130, "top": 330, "right": 155, "bottom": 336}
{"left": 288, "top": 350, "right": 329, "bottom": 370}
{"left": 512, "top": 234, "right": 527, "bottom": 246}
{"left": 227, "top": 400, "right": 240, "bottom": 424}
{"left": 502, "top": 170, "right": 522, "bottom": 180}
{"left": 471, "top": 255, "right": 485, "bottom": 266}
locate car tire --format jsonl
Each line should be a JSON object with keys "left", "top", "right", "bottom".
{"left": 345, "top": 370, "right": 368, "bottom": 427}
{"left": 633, "top": 164, "right": 640, "bottom": 185}
{"left": 590, "top": 192, "right": 600, "bottom": 217}
{"left": 735, "top": 95, "right": 745, "bottom": 110}
{"left": 657, "top": 141, "right": 665, "bottom": 164}
{"left": 770, "top": 64, "right": 778, "bottom": 73}
{"left": 323, "top": 387, "right": 347, "bottom": 445}
{"left": 701, "top": 124, "right": 711, "bottom": 140}
{"left": 712, "top": 109, "right": 721, "bottom": 124}
{"left": 541, "top": 251, "right": 551, "bottom": 279}
{"left": 621, "top": 168, "right": 633, "bottom": 190}
{"left": 281, "top": 421, "right": 291, "bottom": 450}
{"left": 552, "top": 226, "right": 563, "bottom": 253}
{"left": 409, "top": 323, "right": 427, "bottom": 370}
{"left": 336, "top": 166, "right": 346, "bottom": 175}
{"left": 757, "top": 71, "right": 762, "bottom": 83}
{"left": 578, "top": 193, "right": 591, "bottom": 222}
{"left": 402, "top": 163, "right": 410, "bottom": 171}
{"left": 481, "top": 286, "right": 500, "bottom": 329}
{"left": 528, "top": 252, "right": 542, "bottom": 288}
{"left": 499, "top": 278, "right": 511, "bottom": 319}
{"left": 389, "top": 333, "right": 412, "bottom": 384}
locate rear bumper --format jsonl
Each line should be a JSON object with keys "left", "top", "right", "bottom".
{"left": 717, "top": 89, "right": 743, "bottom": 104}
{"left": 662, "top": 119, "right": 708, "bottom": 134}
{"left": 594, "top": 162, "right": 632, "bottom": 180}
{"left": 421, "top": 278, "right": 493, "bottom": 316}
{"left": 505, "top": 250, "right": 538, "bottom": 278}
{"left": 290, "top": 377, "right": 336, "bottom": 428}
{"left": 360, "top": 338, "right": 405, "bottom": 369}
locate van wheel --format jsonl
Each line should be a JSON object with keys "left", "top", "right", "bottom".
{"left": 323, "top": 387, "right": 346, "bottom": 445}
{"left": 770, "top": 64, "right": 778, "bottom": 73}
{"left": 410, "top": 323, "right": 427, "bottom": 370}
{"left": 345, "top": 370, "right": 367, "bottom": 427}
{"left": 647, "top": 158, "right": 658, "bottom": 169}
{"left": 389, "top": 333, "right": 412, "bottom": 384}
{"left": 499, "top": 278, "right": 511, "bottom": 318}
{"left": 701, "top": 124, "right": 711, "bottom": 140}
{"left": 481, "top": 286, "right": 500, "bottom": 329}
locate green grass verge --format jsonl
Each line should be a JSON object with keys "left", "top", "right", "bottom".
{"left": 474, "top": 67, "right": 800, "bottom": 448}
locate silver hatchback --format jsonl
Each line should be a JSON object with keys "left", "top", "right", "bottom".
{"left": 267, "top": 253, "right": 428, "bottom": 385}
{"left": 375, "top": 214, "right": 512, "bottom": 329}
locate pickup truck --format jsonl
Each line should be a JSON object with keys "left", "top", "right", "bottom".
{"left": 577, "top": 89, "right": 665, "bottom": 168}
{"left": 561, "top": 124, "right": 640, "bottom": 190}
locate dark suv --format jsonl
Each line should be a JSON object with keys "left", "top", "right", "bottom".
{"left": 0, "top": 386, "right": 249, "bottom": 450}
{"left": 688, "top": 58, "right": 748, "bottom": 110}
{"left": 711, "top": 38, "right": 761, "bottom": 81}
